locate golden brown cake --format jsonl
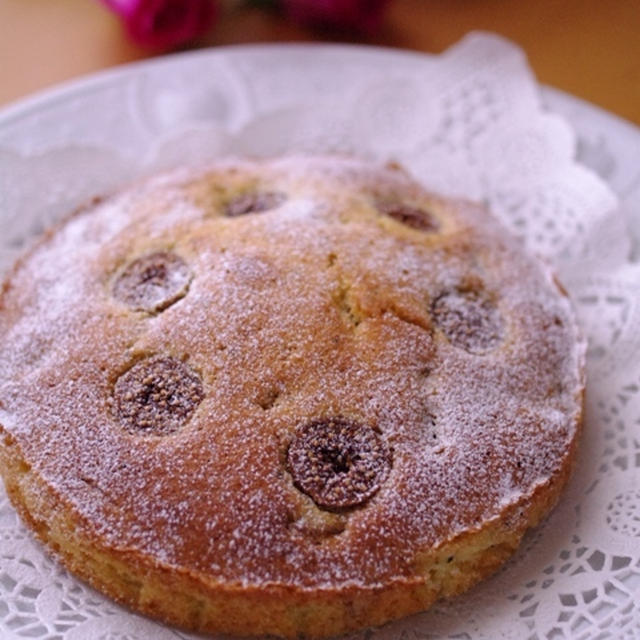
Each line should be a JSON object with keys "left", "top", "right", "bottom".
{"left": 0, "top": 156, "right": 585, "bottom": 638}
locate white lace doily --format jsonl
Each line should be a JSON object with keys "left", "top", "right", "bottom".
{"left": 1, "top": 32, "right": 639, "bottom": 640}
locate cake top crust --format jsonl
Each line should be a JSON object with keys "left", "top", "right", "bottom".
{"left": 0, "top": 156, "right": 585, "bottom": 590}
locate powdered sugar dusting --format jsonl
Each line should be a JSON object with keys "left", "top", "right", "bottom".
{"left": 0, "top": 156, "right": 585, "bottom": 590}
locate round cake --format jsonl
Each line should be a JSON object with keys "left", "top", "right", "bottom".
{"left": 0, "top": 156, "right": 585, "bottom": 638}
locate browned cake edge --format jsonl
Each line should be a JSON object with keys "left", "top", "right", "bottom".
{"left": 0, "top": 393, "right": 583, "bottom": 639}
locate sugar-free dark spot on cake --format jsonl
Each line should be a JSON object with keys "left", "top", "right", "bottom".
{"left": 0, "top": 156, "right": 585, "bottom": 638}
{"left": 287, "top": 417, "right": 391, "bottom": 511}
{"left": 113, "top": 355, "right": 204, "bottom": 436}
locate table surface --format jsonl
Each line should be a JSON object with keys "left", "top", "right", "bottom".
{"left": 1, "top": 0, "right": 639, "bottom": 126}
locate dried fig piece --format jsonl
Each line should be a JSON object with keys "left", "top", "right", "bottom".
{"left": 377, "top": 201, "right": 439, "bottom": 232}
{"left": 287, "top": 417, "right": 391, "bottom": 511}
{"left": 431, "top": 288, "right": 503, "bottom": 353}
{"left": 225, "top": 191, "right": 286, "bottom": 217}
{"left": 113, "top": 355, "right": 203, "bottom": 436}
{"left": 113, "top": 251, "right": 191, "bottom": 313}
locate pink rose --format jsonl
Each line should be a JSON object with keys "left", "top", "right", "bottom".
{"left": 101, "top": 0, "right": 217, "bottom": 50}
{"left": 281, "top": 0, "right": 391, "bottom": 33}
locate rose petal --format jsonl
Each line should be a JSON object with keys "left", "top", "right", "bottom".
{"left": 282, "top": 0, "right": 391, "bottom": 33}
{"left": 100, "top": 0, "right": 141, "bottom": 18}
{"left": 103, "top": 0, "right": 217, "bottom": 50}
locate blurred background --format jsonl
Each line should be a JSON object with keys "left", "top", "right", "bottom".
{"left": 0, "top": 0, "right": 639, "bottom": 125}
